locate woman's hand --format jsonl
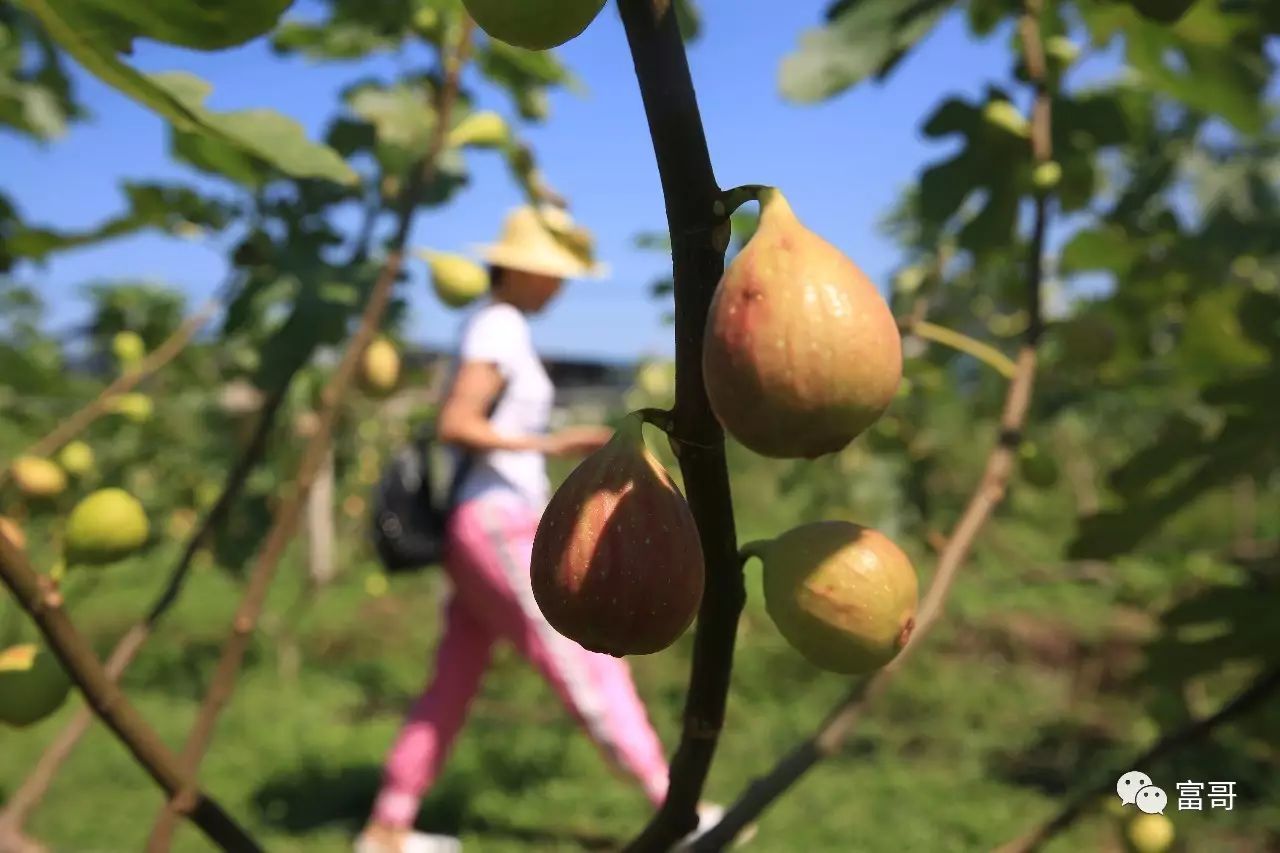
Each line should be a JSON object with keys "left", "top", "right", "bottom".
{"left": 539, "top": 425, "right": 614, "bottom": 458}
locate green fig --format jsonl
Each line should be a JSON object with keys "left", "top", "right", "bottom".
{"left": 448, "top": 111, "right": 510, "bottom": 149}
{"left": 111, "top": 331, "right": 146, "bottom": 367}
{"left": 64, "top": 488, "right": 149, "bottom": 567}
{"left": 1123, "top": 812, "right": 1175, "bottom": 853}
{"left": 359, "top": 337, "right": 401, "bottom": 397}
{"left": 57, "top": 440, "right": 95, "bottom": 477}
{"left": 10, "top": 456, "right": 67, "bottom": 499}
{"left": 754, "top": 521, "right": 918, "bottom": 674}
{"left": 532, "top": 414, "right": 705, "bottom": 656}
{"left": 1045, "top": 36, "right": 1080, "bottom": 67}
{"left": 1018, "top": 441, "right": 1060, "bottom": 488}
{"left": 1032, "top": 161, "right": 1062, "bottom": 192}
{"left": 982, "top": 100, "right": 1030, "bottom": 138}
{"left": 422, "top": 250, "right": 490, "bottom": 308}
{"left": 108, "top": 392, "right": 153, "bottom": 424}
{"left": 463, "top": 0, "right": 608, "bottom": 50}
{"left": 0, "top": 643, "right": 71, "bottom": 728}
{"left": 702, "top": 188, "right": 903, "bottom": 459}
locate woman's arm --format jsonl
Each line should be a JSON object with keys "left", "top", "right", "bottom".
{"left": 436, "top": 361, "right": 611, "bottom": 457}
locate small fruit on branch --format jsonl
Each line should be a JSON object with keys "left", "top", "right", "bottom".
{"left": 107, "top": 392, "right": 154, "bottom": 424}
{"left": 463, "top": 0, "right": 608, "bottom": 51}
{"left": 57, "top": 440, "right": 95, "bottom": 477}
{"left": 360, "top": 337, "right": 401, "bottom": 397}
{"left": 703, "top": 188, "right": 902, "bottom": 459}
{"left": 421, "top": 250, "right": 490, "bottom": 308}
{"left": 111, "top": 330, "right": 146, "bottom": 368}
{"left": 64, "top": 488, "right": 150, "bottom": 567}
{"left": 0, "top": 643, "right": 72, "bottom": 728}
{"left": 532, "top": 413, "right": 704, "bottom": 656}
{"left": 448, "top": 111, "right": 510, "bottom": 149}
{"left": 749, "top": 521, "right": 918, "bottom": 674}
{"left": 10, "top": 456, "right": 67, "bottom": 498}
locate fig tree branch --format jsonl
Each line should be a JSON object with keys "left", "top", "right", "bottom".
{"left": 905, "top": 320, "right": 1018, "bottom": 380}
{"left": 616, "top": 2, "right": 741, "bottom": 851}
{"left": 0, "top": 299, "right": 219, "bottom": 488}
{"left": 692, "top": 2, "right": 1054, "bottom": 847}
{"left": 0, "top": 535, "right": 262, "bottom": 852}
{"left": 0, "top": 375, "right": 295, "bottom": 841}
{"left": 993, "top": 663, "right": 1280, "bottom": 853}
{"left": 144, "top": 19, "right": 476, "bottom": 852}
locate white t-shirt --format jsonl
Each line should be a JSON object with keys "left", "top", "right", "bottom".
{"left": 449, "top": 301, "right": 554, "bottom": 509}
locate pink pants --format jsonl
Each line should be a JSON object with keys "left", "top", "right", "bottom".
{"left": 372, "top": 493, "right": 672, "bottom": 828}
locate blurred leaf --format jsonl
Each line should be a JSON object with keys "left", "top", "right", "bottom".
{"left": 780, "top": 0, "right": 954, "bottom": 102}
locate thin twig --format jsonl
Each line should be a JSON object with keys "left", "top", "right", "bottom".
{"left": 144, "top": 19, "right": 476, "bottom": 852}
{"left": 1, "top": 300, "right": 219, "bottom": 487}
{"left": 616, "top": 1, "right": 740, "bottom": 851}
{"left": 907, "top": 320, "right": 1018, "bottom": 380}
{"left": 0, "top": 536, "right": 262, "bottom": 852}
{"left": 692, "top": 2, "right": 1054, "bottom": 847}
{"left": 993, "top": 663, "right": 1280, "bottom": 853}
{"left": 0, "top": 376, "right": 295, "bottom": 843}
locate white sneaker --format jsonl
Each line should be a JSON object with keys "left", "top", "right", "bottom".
{"left": 672, "top": 802, "right": 757, "bottom": 850}
{"left": 354, "top": 829, "right": 462, "bottom": 853}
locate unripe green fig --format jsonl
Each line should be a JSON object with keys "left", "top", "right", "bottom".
{"left": 10, "top": 456, "right": 67, "bottom": 498}
{"left": 423, "top": 250, "right": 490, "bottom": 308}
{"left": 753, "top": 521, "right": 918, "bottom": 674}
{"left": 982, "top": 100, "right": 1030, "bottom": 138}
{"left": 0, "top": 643, "right": 71, "bottom": 728}
{"left": 702, "top": 188, "right": 902, "bottom": 459}
{"left": 108, "top": 392, "right": 154, "bottom": 424}
{"left": 64, "top": 488, "right": 149, "bottom": 567}
{"left": 1045, "top": 36, "right": 1080, "bottom": 67}
{"left": 1123, "top": 812, "right": 1175, "bottom": 853}
{"left": 57, "top": 440, "right": 95, "bottom": 477}
{"left": 1018, "top": 441, "right": 1060, "bottom": 488}
{"left": 0, "top": 516, "right": 26, "bottom": 551}
{"left": 532, "top": 413, "right": 705, "bottom": 656}
{"left": 1032, "top": 161, "right": 1062, "bottom": 192}
{"left": 448, "top": 111, "right": 510, "bottom": 149}
{"left": 463, "top": 0, "right": 608, "bottom": 50}
{"left": 112, "top": 331, "right": 146, "bottom": 367}
{"left": 360, "top": 337, "right": 401, "bottom": 397}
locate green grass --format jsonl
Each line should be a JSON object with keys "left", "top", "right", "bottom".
{"left": 2, "top": 506, "right": 1277, "bottom": 852}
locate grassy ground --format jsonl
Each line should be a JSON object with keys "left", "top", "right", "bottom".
{"left": 2, "top": 466, "right": 1277, "bottom": 852}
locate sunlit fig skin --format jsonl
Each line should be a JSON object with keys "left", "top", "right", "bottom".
{"left": 703, "top": 188, "right": 903, "bottom": 459}
{"left": 0, "top": 643, "right": 71, "bottom": 728}
{"left": 531, "top": 414, "right": 705, "bottom": 656}
{"left": 360, "top": 337, "right": 401, "bottom": 396}
{"left": 463, "top": 0, "right": 607, "bottom": 51}
{"left": 754, "top": 521, "right": 918, "bottom": 674}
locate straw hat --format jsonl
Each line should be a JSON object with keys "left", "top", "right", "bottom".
{"left": 471, "top": 204, "right": 610, "bottom": 281}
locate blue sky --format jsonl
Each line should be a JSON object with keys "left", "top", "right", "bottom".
{"left": 1, "top": 2, "right": 1108, "bottom": 362}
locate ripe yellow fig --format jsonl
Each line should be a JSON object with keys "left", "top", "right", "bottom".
{"left": 0, "top": 643, "right": 72, "bottom": 728}
{"left": 1124, "top": 812, "right": 1175, "bottom": 853}
{"left": 463, "top": 0, "right": 608, "bottom": 50}
{"left": 703, "top": 188, "right": 902, "bottom": 458}
{"left": 0, "top": 516, "right": 26, "bottom": 551}
{"left": 57, "top": 440, "right": 95, "bottom": 476}
{"left": 1033, "top": 160, "right": 1063, "bottom": 192}
{"left": 112, "top": 331, "right": 146, "bottom": 367}
{"left": 422, "top": 250, "right": 490, "bottom": 308}
{"left": 360, "top": 337, "right": 401, "bottom": 396}
{"left": 108, "top": 392, "right": 154, "bottom": 423}
{"left": 64, "top": 488, "right": 149, "bottom": 567}
{"left": 448, "top": 111, "right": 510, "bottom": 149}
{"left": 10, "top": 456, "right": 67, "bottom": 498}
{"left": 532, "top": 413, "right": 705, "bottom": 656}
{"left": 752, "top": 521, "right": 918, "bottom": 674}
{"left": 982, "top": 99, "right": 1030, "bottom": 138}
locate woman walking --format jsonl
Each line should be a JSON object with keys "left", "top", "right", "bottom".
{"left": 357, "top": 206, "right": 726, "bottom": 853}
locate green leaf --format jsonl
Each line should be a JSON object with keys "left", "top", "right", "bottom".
{"left": 345, "top": 80, "right": 437, "bottom": 174}
{"left": 13, "top": 1, "right": 358, "bottom": 185}
{"left": 780, "top": 0, "right": 953, "bottom": 102}
{"left": 36, "top": 0, "right": 292, "bottom": 52}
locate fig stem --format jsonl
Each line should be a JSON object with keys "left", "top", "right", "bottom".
{"left": 715, "top": 184, "right": 771, "bottom": 219}
{"left": 737, "top": 540, "right": 771, "bottom": 564}
{"left": 634, "top": 407, "right": 675, "bottom": 434}
{"left": 905, "top": 320, "right": 1018, "bottom": 379}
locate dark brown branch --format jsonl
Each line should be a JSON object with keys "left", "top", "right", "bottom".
{"left": 0, "top": 536, "right": 262, "bottom": 852}
{"left": 692, "top": 3, "right": 1054, "bottom": 847}
{"left": 616, "top": 1, "right": 740, "bottom": 851}
{"left": 144, "top": 20, "right": 476, "bottom": 852}
{"left": 994, "top": 663, "right": 1280, "bottom": 853}
{"left": 0, "top": 300, "right": 218, "bottom": 488}
{"left": 0, "top": 377, "right": 294, "bottom": 843}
